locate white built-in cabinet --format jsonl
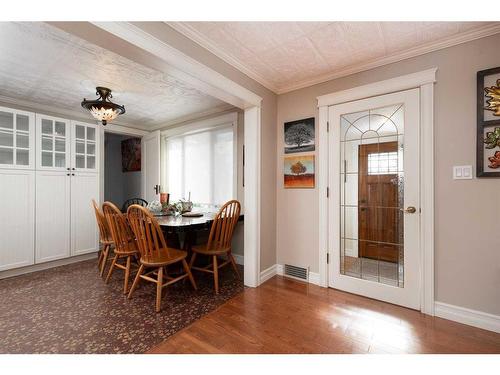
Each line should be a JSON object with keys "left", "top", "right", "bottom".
{"left": 0, "top": 105, "right": 100, "bottom": 271}
{"left": 0, "top": 169, "right": 35, "bottom": 271}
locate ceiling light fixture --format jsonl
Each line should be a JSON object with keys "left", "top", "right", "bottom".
{"left": 81, "top": 87, "right": 125, "bottom": 125}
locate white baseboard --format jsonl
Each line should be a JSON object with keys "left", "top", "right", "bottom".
{"left": 262, "top": 263, "right": 320, "bottom": 286}
{"left": 259, "top": 264, "right": 277, "bottom": 284}
{"left": 308, "top": 272, "right": 321, "bottom": 286}
{"left": 232, "top": 254, "right": 244, "bottom": 265}
{"left": 435, "top": 301, "right": 500, "bottom": 334}
{"left": 0, "top": 252, "right": 98, "bottom": 280}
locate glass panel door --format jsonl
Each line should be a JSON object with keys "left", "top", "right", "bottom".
{"left": 328, "top": 88, "right": 420, "bottom": 310}
{"left": 72, "top": 122, "right": 98, "bottom": 172}
{"left": 0, "top": 108, "right": 34, "bottom": 168}
{"left": 340, "top": 104, "right": 404, "bottom": 287}
{"left": 37, "top": 115, "right": 70, "bottom": 170}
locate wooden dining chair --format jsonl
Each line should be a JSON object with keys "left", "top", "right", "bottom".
{"left": 189, "top": 200, "right": 241, "bottom": 294}
{"left": 92, "top": 199, "right": 114, "bottom": 277}
{"left": 127, "top": 204, "right": 197, "bottom": 312}
{"left": 121, "top": 198, "right": 148, "bottom": 213}
{"left": 102, "top": 201, "right": 139, "bottom": 294}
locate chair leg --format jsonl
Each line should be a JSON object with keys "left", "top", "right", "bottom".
{"left": 123, "top": 255, "right": 131, "bottom": 294}
{"left": 228, "top": 253, "right": 241, "bottom": 279}
{"left": 213, "top": 255, "right": 219, "bottom": 294}
{"left": 105, "top": 254, "right": 118, "bottom": 284}
{"left": 156, "top": 266, "right": 164, "bottom": 313}
{"left": 182, "top": 259, "right": 197, "bottom": 290}
{"left": 189, "top": 252, "right": 197, "bottom": 269}
{"left": 99, "top": 245, "right": 110, "bottom": 277}
{"left": 128, "top": 264, "right": 144, "bottom": 299}
{"left": 97, "top": 247, "right": 103, "bottom": 269}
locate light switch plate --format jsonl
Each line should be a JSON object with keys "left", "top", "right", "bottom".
{"left": 453, "top": 165, "right": 473, "bottom": 180}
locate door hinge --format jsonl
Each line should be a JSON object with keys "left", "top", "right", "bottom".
{"left": 326, "top": 187, "right": 329, "bottom": 198}
{"left": 327, "top": 121, "right": 329, "bottom": 132}
{"left": 327, "top": 253, "right": 330, "bottom": 264}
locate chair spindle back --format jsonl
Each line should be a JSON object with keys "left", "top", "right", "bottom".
{"left": 207, "top": 200, "right": 241, "bottom": 251}
{"left": 127, "top": 204, "right": 169, "bottom": 259}
{"left": 103, "top": 201, "right": 135, "bottom": 254}
{"left": 92, "top": 199, "right": 112, "bottom": 243}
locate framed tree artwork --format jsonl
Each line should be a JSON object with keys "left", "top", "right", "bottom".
{"left": 477, "top": 67, "right": 500, "bottom": 177}
{"left": 284, "top": 117, "right": 315, "bottom": 154}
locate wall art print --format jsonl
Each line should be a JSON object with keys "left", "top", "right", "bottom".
{"left": 284, "top": 117, "right": 315, "bottom": 154}
{"left": 121, "top": 137, "right": 141, "bottom": 172}
{"left": 284, "top": 154, "right": 315, "bottom": 189}
{"left": 477, "top": 67, "right": 500, "bottom": 177}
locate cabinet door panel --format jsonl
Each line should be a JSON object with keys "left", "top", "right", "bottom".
{"left": 71, "top": 121, "right": 99, "bottom": 173}
{"left": 36, "top": 114, "right": 70, "bottom": 171}
{"left": 36, "top": 171, "right": 71, "bottom": 263}
{"left": 0, "top": 106, "right": 35, "bottom": 169}
{"left": 0, "top": 170, "right": 35, "bottom": 271}
{"left": 71, "top": 173, "right": 99, "bottom": 256}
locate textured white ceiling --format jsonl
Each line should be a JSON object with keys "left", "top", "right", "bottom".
{"left": 170, "top": 22, "right": 500, "bottom": 93}
{"left": 0, "top": 22, "right": 232, "bottom": 129}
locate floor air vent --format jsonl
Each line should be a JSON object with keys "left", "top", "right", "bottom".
{"left": 284, "top": 264, "right": 308, "bottom": 281}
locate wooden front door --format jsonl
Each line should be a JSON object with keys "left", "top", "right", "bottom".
{"left": 358, "top": 141, "right": 400, "bottom": 263}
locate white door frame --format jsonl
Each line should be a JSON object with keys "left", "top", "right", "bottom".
{"left": 61, "top": 22, "right": 263, "bottom": 288}
{"left": 99, "top": 124, "right": 150, "bottom": 205}
{"left": 317, "top": 68, "right": 437, "bottom": 315}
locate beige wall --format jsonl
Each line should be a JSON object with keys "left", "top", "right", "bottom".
{"left": 276, "top": 33, "right": 500, "bottom": 315}
{"left": 133, "top": 23, "right": 278, "bottom": 271}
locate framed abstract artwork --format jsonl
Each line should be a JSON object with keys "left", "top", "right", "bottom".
{"left": 284, "top": 154, "right": 315, "bottom": 188}
{"left": 477, "top": 67, "right": 500, "bottom": 177}
{"left": 121, "top": 137, "right": 141, "bottom": 172}
{"left": 284, "top": 117, "right": 315, "bottom": 154}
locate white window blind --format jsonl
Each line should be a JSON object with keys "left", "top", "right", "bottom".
{"left": 166, "top": 125, "right": 234, "bottom": 205}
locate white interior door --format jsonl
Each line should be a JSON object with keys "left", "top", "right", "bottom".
{"left": 142, "top": 130, "right": 161, "bottom": 203}
{"left": 71, "top": 172, "right": 99, "bottom": 256}
{"left": 328, "top": 88, "right": 420, "bottom": 310}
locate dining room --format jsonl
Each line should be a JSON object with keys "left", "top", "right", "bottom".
{"left": 0, "top": 21, "right": 249, "bottom": 354}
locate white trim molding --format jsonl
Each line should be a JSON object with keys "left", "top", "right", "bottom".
{"left": 260, "top": 264, "right": 278, "bottom": 284}
{"left": 317, "top": 68, "right": 437, "bottom": 107}
{"left": 435, "top": 302, "right": 500, "bottom": 334}
{"left": 317, "top": 68, "right": 436, "bottom": 315}
{"left": 160, "top": 111, "right": 238, "bottom": 138}
{"left": 0, "top": 253, "right": 97, "bottom": 280}
{"left": 168, "top": 22, "right": 500, "bottom": 95}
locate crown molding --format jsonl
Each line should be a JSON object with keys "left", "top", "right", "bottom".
{"left": 169, "top": 22, "right": 500, "bottom": 95}
{"left": 167, "top": 22, "right": 280, "bottom": 93}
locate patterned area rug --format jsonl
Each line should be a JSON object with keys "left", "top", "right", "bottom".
{"left": 0, "top": 258, "right": 243, "bottom": 353}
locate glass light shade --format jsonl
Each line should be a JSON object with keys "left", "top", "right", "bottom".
{"left": 90, "top": 106, "right": 119, "bottom": 123}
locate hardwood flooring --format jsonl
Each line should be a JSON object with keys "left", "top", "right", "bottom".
{"left": 148, "top": 276, "right": 500, "bottom": 354}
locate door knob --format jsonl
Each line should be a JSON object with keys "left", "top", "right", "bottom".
{"left": 403, "top": 206, "right": 417, "bottom": 214}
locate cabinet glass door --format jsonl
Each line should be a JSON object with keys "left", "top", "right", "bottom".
{"left": 36, "top": 115, "right": 70, "bottom": 170}
{"left": 72, "top": 122, "right": 98, "bottom": 172}
{"left": 0, "top": 107, "right": 34, "bottom": 169}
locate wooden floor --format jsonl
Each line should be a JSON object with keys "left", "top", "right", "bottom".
{"left": 148, "top": 276, "right": 500, "bottom": 354}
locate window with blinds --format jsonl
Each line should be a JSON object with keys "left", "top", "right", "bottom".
{"left": 165, "top": 125, "right": 234, "bottom": 205}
